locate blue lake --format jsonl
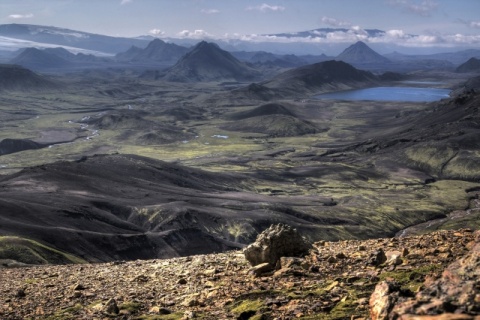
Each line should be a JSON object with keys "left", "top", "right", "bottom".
{"left": 315, "top": 87, "right": 451, "bottom": 102}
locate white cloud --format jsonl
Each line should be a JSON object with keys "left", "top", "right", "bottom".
{"left": 8, "top": 13, "right": 34, "bottom": 19}
{"left": 120, "top": 0, "right": 132, "bottom": 5}
{"left": 149, "top": 29, "right": 165, "bottom": 36}
{"left": 201, "top": 9, "right": 220, "bottom": 14}
{"left": 246, "top": 3, "right": 285, "bottom": 12}
{"left": 469, "top": 21, "right": 480, "bottom": 29}
{"left": 387, "top": 0, "right": 438, "bottom": 16}
{"left": 177, "top": 29, "right": 213, "bottom": 39}
{"left": 219, "top": 26, "right": 480, "bottom": 48}
{"left": 321, "top": 16, "right": 351, "bottom": 28}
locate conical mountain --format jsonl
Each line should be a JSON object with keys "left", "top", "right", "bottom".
{"left": 336, "top": 41, "right": 391, "bottom": 64}
{"left": 116, "top": 38, "right": 188, "bottom": 64}
{"left": 456, "top": 57, "right": 480, "bottom": 73}
{"left": 10, "top": 47, "right": 72, "bottom": 70}
{"left": 163, "top": 41, "right": 260, "bottom": 82}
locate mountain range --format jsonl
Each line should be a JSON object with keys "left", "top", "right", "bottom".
{"left": 115, "top": 38, "right": 188, "bottom": 65}
{"left": 1, "top": 24, "right": 480, "bottom": 60}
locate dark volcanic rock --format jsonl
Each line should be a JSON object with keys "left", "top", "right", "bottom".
{"left": 456, "top": 57, "right": 480, "bottom": 73}
{"left": 221, "top": 114, "right": 320, "bottom": 137}
{"left": 243, "top": 224, "right": 312, "bottom": 267}
{"left": 0, "top": 64, "right": 58, "bottom": 91}
{"left": 0, "top": 138, "right": 43, "bottom": 155}
{"left": 262, "top": 60, "right": 378, "bottom": 95}
{"left": 228, "top": 103, "right": 296, "bottom": 120}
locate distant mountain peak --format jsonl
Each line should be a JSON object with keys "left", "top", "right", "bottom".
{"left": 163, "top": 40, "right": 259, "bottom": 82}
{"left": 456, "top": 57, "right": 480, "bottom": 73}
{"left": 10, "top": 47, "right": 72, "bottom": 70}
{"left": 336, "top": 41, "right": 391, "bottom": 65}
{"left": 115, "top": 37, "right": 188, "bottom": 63}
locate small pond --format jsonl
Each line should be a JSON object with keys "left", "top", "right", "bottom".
{"left": 315, "top": 86, "right": 451, "bottom": 102}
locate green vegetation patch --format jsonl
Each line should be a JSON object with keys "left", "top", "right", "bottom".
{"left": 231, "top": 299, "right": 264, "bottom": 316}
{"left": 379, "top": 264, "right": 442, "bottom": 292}
{"left": 0, "top": 236, "right": 86, "bottom": 265}
{"left": 46, "top": 303, "right": 83, "bottom": 320}
{"left": 119, "top": 301, "right": 143, "bottom": 313}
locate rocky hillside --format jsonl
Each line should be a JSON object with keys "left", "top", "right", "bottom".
{"left": 0, "top": 227, "right": 478, "bottom": 319}
{"left": 0, "top": 64, "right": 58, "bottom": 91}
{"left": 261, "top": 60, "right": 378, "bottom": 96}
{"left": 456, "top": 57, "right": 480, "bottom": 73}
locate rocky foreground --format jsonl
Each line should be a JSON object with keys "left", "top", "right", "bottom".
{"left": 1, "top": 228, "right": 479, "bottom": 320}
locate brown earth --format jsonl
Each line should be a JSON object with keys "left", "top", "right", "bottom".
{"left": 1, "top": 228, "right": 478, "bottom": 319}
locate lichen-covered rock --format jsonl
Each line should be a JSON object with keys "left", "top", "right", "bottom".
{"left": 391, "top": 232, "right": 480, "bottom": 317}
{"left": 369, "top": 280, "right": 399, "bottom": 320}
{"left": 243, "top": 224, "right": 312, "bottom": 267}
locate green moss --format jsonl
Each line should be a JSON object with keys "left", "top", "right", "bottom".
{"left": 231, "top": 299, "right": 264, "bottom": 315}
{"left": 119, "top": 301, "right": 142, "bottom": 313}
{"left": 379, "top": 264, "right": 442, "bottom": 292}
{"left": 136, "top": 312, "right": 206, "bottom": 320}
{"left": 46, "top": 304, "right": 83, "bottom": 320}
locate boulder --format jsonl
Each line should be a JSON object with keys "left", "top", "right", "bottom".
{"left": 243, "top": 224, "right": 312, "bottom": 267}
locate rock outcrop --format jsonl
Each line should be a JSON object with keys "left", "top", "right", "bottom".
{"left": 243, "top": 224, "right": 312, "bottom": 267}
{"left": 370, "top": 230, "right": 480, "bottom": 319}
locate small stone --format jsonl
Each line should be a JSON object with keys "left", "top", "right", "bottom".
{"left": 336, "top": 252, "right": 347, "bottom": 259}
{"left": 178, "top": 278, "right": 188, "bottom": 285}
{"left": 249, "top": 262, "right": 273, "bottom": 277}
{"left": 104, "top": 298, "right": 119, "bottom": 315}
{"left": 150, "top": 306, "right": 171, "bottom": 314}
{"left": 182, "top": 294, "right": 201, "bottom": 307}
{"left": 183, "top": 310, "right": 195, "bottom": 319}
{"left": 73, "top": 283, "right": 85, "bottom": 291}
{"left": 368, "top": 249, "right": 387, "bottom": 267}
{"left": 15, "top": 288, "right": 26, "bottom": 298}
{"left": 327, "top": 256, "right": 337, "bottom": 263}
{"left": 204, "top": 268, "right": 218, "bottom": 276}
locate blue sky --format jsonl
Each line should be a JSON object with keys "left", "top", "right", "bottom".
{"left": 1, "top": 0, "right": 479, "bottom": 48}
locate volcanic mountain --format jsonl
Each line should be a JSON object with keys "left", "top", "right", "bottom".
{"left": 456, "top": 57, "right": 480, "bottom": 73}
{"left": 10, "top": 47, "right": 72, "bottom": 70}
{"left": 163, "top": 41, "right": 260, "bottom": 82}
{"left": 115, "top": 38, "right": 188, "bottom": 64}
{"left": 336, "top": 41, "right": 391, "bottom": 66}
{"left": 261, "top": 60, "right": 378, "bottom": 96}
{"left": 0, "top": 64, "right": 58, "bottom": 91}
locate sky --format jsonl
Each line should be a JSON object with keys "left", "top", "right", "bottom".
{"left": 1, "top": 0, "right": 480, "bottom": 49}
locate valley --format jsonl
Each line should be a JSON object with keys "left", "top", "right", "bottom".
{"left": 1, "top": 55, "right": 479, "bottom": 264}
{"left": 0, "top": 24, "right": 479, "bottom": 266}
